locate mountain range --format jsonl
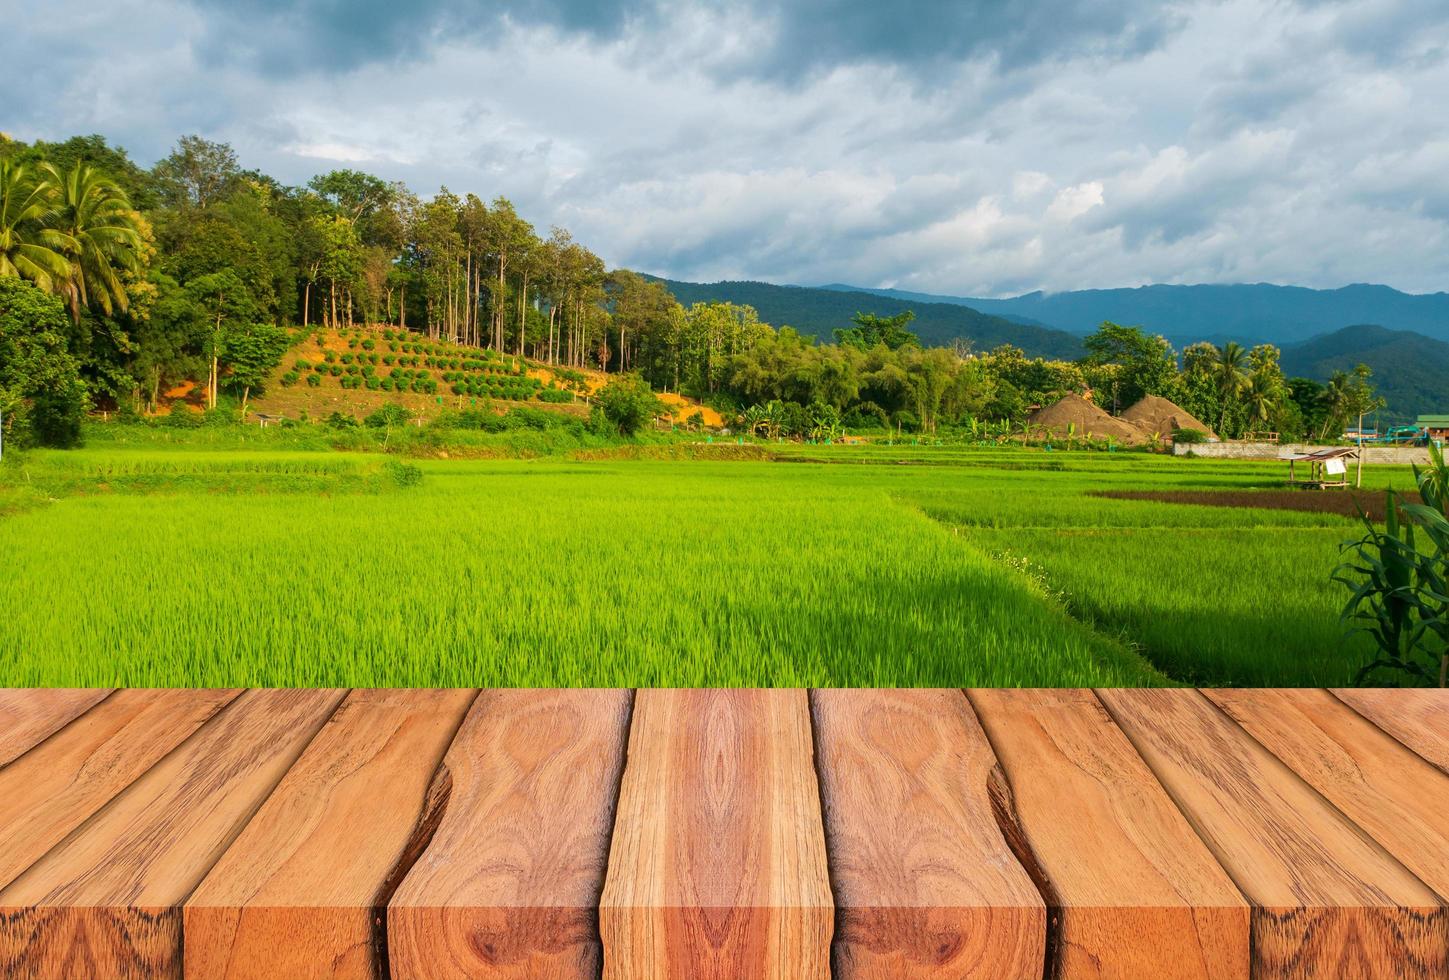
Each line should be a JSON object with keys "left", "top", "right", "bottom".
{"left": 1279, "top": 325, "right": 1449, "bottom": 421}
{"left": 820, "top": 281, "right": 1449, "bottom": 346}
{"left": 653, "top": 276, "right": 1447, "bottom": 419}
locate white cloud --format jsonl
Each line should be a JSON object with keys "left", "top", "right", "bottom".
{"left": 4, "top": 0, "right": 1449, "bottom": 294}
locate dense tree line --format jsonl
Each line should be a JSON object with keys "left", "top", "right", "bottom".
{"left": 613, "top": 290, "right": 1382, "bottom": 441}
{"left": 0, "top": 132, "right": 638, "bottom": 424}
{"left": 0, "top": 131, "right": 1380, "bottom": 447}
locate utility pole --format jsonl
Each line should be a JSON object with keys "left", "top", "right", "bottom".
{"left": 1356, "top": 411, "right": 1364, "bottom": 489}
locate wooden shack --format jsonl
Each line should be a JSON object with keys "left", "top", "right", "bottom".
{"left": 1282, "top": 446, "right": 1358, "bottom": 489}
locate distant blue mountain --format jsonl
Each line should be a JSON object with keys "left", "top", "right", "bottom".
{"left": 1280, "top": 325, "right": 1449, "bottom": 421}
{"left": 820, "top": 282, "right": 1449, "bottom": 345}
{"left": 652, "top": 277, "right": 1085, "bottom": 358}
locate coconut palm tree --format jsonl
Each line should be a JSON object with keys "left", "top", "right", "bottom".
{"left": 41, "top": 161, "right": 144, "bottom": 322}
{"left": 0, "top": 161, "right": 70, "bottom": 292}
{"left": 1318, "top": 370, "right": 1354, "bottom": 439}
{"left": 1245, "top": 372, "right": 1276, "bottom": 432}
{"left": 1214, "top": 341, "right": 1250, "bottom": 434}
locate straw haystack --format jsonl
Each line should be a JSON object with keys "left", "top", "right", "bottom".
{"left": 1026, "top": 394, "right": 1143, "bottom": 445}
{"left": 1121, "top": 395, "right": 1217, "bottom": 441}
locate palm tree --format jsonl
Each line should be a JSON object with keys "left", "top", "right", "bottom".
{"left": 0, "top": 161, "right": 70, "bottom": 291}
{"left": 1318, "top": 371, "right": 1353, "bottom": 439}
{"left": 41, "top": 161, "right": 144, "bottom": 322}
{"left": 1245, "top": 372, "right": 1275, "bottom": 432}
{"left": 1214, "top": 341, "right": 1250, "bottom": 434}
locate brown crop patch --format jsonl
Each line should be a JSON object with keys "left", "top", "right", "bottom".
{"left": 1093, "top": 489, "right": 1423, "bottom": 522}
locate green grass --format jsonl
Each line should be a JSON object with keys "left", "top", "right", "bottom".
{"left": 1, "top": 432, "right": 1411, "bottom": 687}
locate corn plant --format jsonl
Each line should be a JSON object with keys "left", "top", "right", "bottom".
{"left": 1336, "top": 442, "right": 1449, "bottom": 686}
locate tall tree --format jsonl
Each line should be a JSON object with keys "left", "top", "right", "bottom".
{"left": 41, "top": 161, "right": 147, "bottom": 322}
{"left": 1081, "top": 321, "right": 1179, "bottom": 412}
{"left": 151, "top": 135, "right": 240, "bottom": 210}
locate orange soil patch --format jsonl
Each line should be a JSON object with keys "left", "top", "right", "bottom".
{"left": 658, "top": 392, "right": 724, "bottom": 427}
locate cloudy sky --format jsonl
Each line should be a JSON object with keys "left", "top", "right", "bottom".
{"left": 5, "top": 0, "right": 1448, "bottom": 295}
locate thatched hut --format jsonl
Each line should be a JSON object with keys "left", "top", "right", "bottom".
{"left": 1121, "top": 395, "right": 1217, "bottom": 442}
{"left": 1026, "top": 394, "right": 1143, "bottom": 445}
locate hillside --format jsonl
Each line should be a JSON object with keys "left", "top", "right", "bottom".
{"left": 823, "top": 282, "right": 1449, "bottom": 345}
{"left": 1280, "top": 324, "right": 1449, "bottom": 421}
{"left": 653, "top": 277, "right": 1085, "bottom": 358}
{"left": 242, "top": 325, "right": 720, "bottom": 426}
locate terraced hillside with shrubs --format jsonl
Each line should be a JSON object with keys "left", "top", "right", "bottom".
{"left": 252, "top": 326, "right": 595, "bottom": 422}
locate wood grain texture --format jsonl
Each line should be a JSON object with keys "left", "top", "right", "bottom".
{"left": 600, "top": 689, "right": 834, "bottom": 980}
{"left": 1331, "top": 689, "right": 1449, "bottom": 775}
{"left": 388, "top": 688, "right": 633, "bottom": 980}
{"left": 968, "top": 688, "right": 1249, "bottom": 980}
{"left": 184, "top": 688, "right": 477, "bottom": 980}
{"left": 0, "top": 688, "right": 346, "bottom": 980}
{"left": 1098, "top": 688, "right": 1447, "bottom": 979}
{"left": 0, "top": 688, "right": 112, "bottom": 766}
{"left": 1205, "top": 688, "right": 1449, "bottom": 901}
{"left": 812, "top": 688, "right": 1045, "bottom": 979}
{"left": 0, "top": 689, "right": 239, "bottom": 890}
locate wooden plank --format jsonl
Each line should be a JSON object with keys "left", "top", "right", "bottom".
{"left": 1331, "top": 689, "right": 1449, "bottom": 775}
{"left": 968, "top": 688, "right": 1249, "bottom": 980}
{"left": 1206, "top": 688, "right": 1449, "bottom": 900}
{"left": 1098, "top": 688, "right": 1447, "bottom": 979}
{"left": 184, "top": 689, "right": 477, "bottom": 980}
{"left": 0, "top": 689, "right": 239, "bottom": 890}
{"left": 811, "top": 689, "right": 1044, "bottom": 979}
{"left": 599, "top": 689, "right": 833, "bottom": 980}
{"left": 0, "top": 689, "right": 112, "bottom": 766}
{"left": 387, "top": 689, "right": 633, "bottom": 980}
{"left": 0, "top": 688, "right": 346, "bottom": 980}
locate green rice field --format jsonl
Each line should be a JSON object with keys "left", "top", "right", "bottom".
{"left": 0, "top": 431, "right": 1415, "bottom": 687}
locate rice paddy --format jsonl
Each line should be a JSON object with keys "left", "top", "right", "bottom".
{"left": 0, "top": 432, "right": 1413, "bottom": 687}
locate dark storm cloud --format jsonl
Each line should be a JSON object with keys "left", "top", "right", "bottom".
{"left": 187, "top": 0, "right": 1187, "bottom": 79}
{"left": 751, "top": 0, "right": 1186, "bottom": 74}
{"left": 188, "top": 0, "right": 638, "bottom": 74}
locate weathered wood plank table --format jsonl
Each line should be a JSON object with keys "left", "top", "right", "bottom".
{"left": 0, "top": 688, "right": 1443, "bottom": 979}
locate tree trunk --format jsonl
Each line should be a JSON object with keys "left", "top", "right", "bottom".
{"left": 517, "top": 272, "right": 528, "bottom": 358}
{"left": 495, "top": 252, "right": 507, "bottom": 351}
{"left": 303, "top": 280, "right": 311, "bottom": 328}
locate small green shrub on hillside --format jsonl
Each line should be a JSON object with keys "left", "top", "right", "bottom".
{"left": 362, "top": 339, "right": 375, "bottom": 351}
{"left": 280, "top": 372, "right": 300, "bottom": 387}
{"left": 163, "top": 406, "right": 203, "bottom": 428}
{"left": 595, "top": 374, "right": 664, "bottom": 436}
{"left": 306, "top": 373, "right": 321, "bottom": 387}
{"left": 365, "top": 403, "right": 413, "bottom": 429}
